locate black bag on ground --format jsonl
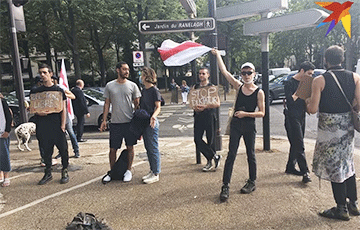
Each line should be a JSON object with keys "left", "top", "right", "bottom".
{"left": 110, "top": 149, "right": 128, "bottom": 180}
{"left": 66, "top": 212, "right": 112, "bottom": 230}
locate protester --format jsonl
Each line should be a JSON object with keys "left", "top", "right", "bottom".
{"left": 283, "top": 61, "right": 315, "bottom": 183}
{"left": 139, "top": 67, "right": 162, "bottom": 184}
{"left": 170, "top": 78, "right": 179, "bottom": 104}
{"left": 192, "top": 67, "right": 221, "bottom": 172}
{"left": 307, "top": 45, "right": 360, "bottom": 220}
{"left": 100, "top": 61, "right": 141, "bottom": 183}
{"left": 30, "top": 63, "right": 69, "bottom": 185}
{"left": 180, "top": 80, "right": 190, "bottom": 105}
{"left": 71, "top": 79, "right": 90, "bottom": 142}
{"left": 212, "top": 49, "right": 265, "bottom": 201}
{"left": 0, "top": 89, "right": 12, "bottom": 187}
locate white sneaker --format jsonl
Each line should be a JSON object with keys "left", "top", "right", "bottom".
{"left": 142, "top": 171, "right": 153, "bottom": 181}
{"left": 123, "top": 170, "right": 132, "bottom": 182}
{"left": 102, "top": 172, "right": 111, "bottom": 184}
{"left": 143, "top": 173, "right": 159, "bottom": 184}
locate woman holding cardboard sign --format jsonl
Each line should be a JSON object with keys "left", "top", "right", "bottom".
{"left": 212, "top": 49, "right": 265, "bottom": 202}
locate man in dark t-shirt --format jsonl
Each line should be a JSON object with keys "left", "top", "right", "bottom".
{"left": 30, "top": 64, "right": 69, "bottom": 185}
{"left": 284, "top": 61, "right": 315, "bottom": 184}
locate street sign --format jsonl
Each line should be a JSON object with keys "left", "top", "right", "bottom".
{"left": 217, "top": 0, "right": 288, "bottom": 22}
{"left": 139, "top": 18, "right": 215, "bottom": 34}
{"left": 243, "top": 9, "right": 329, "bottom": 36}
{"left": 133, "top": 51, "right": 144, "bottom": 63}
{"left": 133, "top": 62, "right": 144, "bottom": 67}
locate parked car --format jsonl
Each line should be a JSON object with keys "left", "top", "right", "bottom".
{"left": 72, "top": 88, "right": 111, "bottom": 128}
{"left": 2, "top": 93, "right": 29, "bottom": 127}
{"left": 10, "top": 89, "right": 31, "bottom": 102}
{"left": 265, "top": 69, "right": 326, "bottom": 105}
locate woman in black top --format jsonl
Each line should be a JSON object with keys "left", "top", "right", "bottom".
{"left": 139, "top": 67, "right": 162, "bottom": 184}
{"left": 212, "top": 49, "right": 265, "bottom": 202}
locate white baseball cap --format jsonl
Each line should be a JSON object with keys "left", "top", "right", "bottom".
{"left": 241, "top": 62, "right": 255, "bottom": 71}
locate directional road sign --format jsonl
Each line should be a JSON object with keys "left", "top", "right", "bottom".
{"left": 217, "top": 0, "right": 288, "bottom": 22}
{"left": 139, "top": 18, "right": 215, "bottom": 34}
{"left": 243, "top": 9, "right": 329, "bottom": 36}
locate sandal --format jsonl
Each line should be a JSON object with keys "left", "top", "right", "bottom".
{"left": 1, "top": 178, "right": 10, "bottom": 187}
{"left": 319, "top": 207, "right": 350, "bottom": 221}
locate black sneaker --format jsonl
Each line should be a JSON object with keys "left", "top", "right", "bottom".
{"left": 319, "top": 206, "right": 350, "bottom": 221}
{"left": 60, "top": 168, "right": 69, "bottom": 184}
{"left": 220, "top": 184, "right": 229, "bottom": 202}
{"left": 214, "top": 155, "right": 221, "bottom": 169}
{"left": 240, "top": 179, "right": 256, "bottom": 194}
{"left": 38, "top": 173, "right": 52, "bottom": 185}
{"left": 285, "top": 168, "right": 303, "bottom": 176}
{"left": 302, "top": 172, "right": 312, "bottom": 183}
{"left": 74, "top": 152, "right": 80, "bottom": 158}
{"left": 202, "top": 161, "right": 213, "bottom": 172}
{"left": 347, "top": 201, "right": 360, "bottom": 216}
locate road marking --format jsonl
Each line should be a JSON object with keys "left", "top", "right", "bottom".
{"left": 0, "top": 161, "right": 146, "bottom": 219}
{"left": 9, "top": 172, "right": 34, "bottom": 180}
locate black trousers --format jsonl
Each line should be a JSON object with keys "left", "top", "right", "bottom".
{"left": 75, "top": 114, "right": 85, "bottom": 141}
{"left": 223, "top": 118, "right": 256, "bottom": 185}
{"left": 284, "top": 114, "right": 309, "bottom": 173}
{"left": 331, "top": 175, "right": 358, "bottom": 205}
{"left": 194, "top": 113, "right": 216, "bottom": 162}
{"left": 36, "top": 124, "right": 69, "bottom": 172}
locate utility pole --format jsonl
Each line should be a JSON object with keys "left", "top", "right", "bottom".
{"left": 208, "top": 0, "right": 222, "bottom": 151}
{"left": 7, "top": 0, "right": 28, "bottom": 123}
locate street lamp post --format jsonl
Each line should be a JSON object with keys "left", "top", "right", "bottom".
{"left": 7, "top": 0, "right": 28, "bottom": 123}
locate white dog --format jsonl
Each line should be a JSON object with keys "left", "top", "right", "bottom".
{"left": 15, "top": 122, "right": 36, "bottom": 151}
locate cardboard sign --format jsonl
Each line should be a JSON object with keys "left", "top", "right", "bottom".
{"left": 295, "top": 75, "right": 313, "bottom": 100}
{"left": 30, "top": 91, "right": 64, "bottom": 114}
{"left": 189, "top": 85, "right": 220, "bottom": 109}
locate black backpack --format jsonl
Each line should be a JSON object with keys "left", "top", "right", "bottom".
{"left": 111, "top": 149, "right": 128, "bottom": 180}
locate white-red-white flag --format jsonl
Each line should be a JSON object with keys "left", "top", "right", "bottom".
{"left": 59, "top": 59, "right": 74, "bottom": 120}
{"left": 158, "top": 39, "right": 211, "bottom": 66}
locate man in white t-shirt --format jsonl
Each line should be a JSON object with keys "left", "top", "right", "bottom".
{"left": 100, "top": 61, "right": 141, "bottom": 183}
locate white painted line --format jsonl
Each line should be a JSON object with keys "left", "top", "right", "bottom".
{"left": 0, "top": 161, "right": 146, "bottom": 219}
{"left": 9, "top": 172, "right": 34, "bottom": 180}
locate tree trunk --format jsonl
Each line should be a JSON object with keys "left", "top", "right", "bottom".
{"left": 69, "top": 4, "right": 81, "bottom": 79}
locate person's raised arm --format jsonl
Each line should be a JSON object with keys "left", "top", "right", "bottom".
{"left": 211, "top": 48, "right": 242, "bottom": 90}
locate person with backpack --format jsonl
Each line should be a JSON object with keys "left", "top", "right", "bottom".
{"left": 139, "top": 67, "right": 162, "bottom": 184}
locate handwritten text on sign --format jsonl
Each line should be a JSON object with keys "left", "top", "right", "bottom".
{"left": 189, "top": 86, "right": 220, "bottom": 109}
{"left": 30, "top": 91, "right": 63, "bottom": 114}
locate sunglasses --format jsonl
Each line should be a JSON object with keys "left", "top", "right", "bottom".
{"left": 241, "top": 71, "right": 254, "bottom": 76}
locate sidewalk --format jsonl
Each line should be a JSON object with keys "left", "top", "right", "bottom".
{"left": 2, "top": 133, "right": 360, "bottom": 229}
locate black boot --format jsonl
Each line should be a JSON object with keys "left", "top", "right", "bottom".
{"left": 220, "top": 184, "right": 229, "bottom": 202}
{"left": 347, "top": 201, "right": 360, "bottom": 216}
{"left": 60, "top": 168, "right": 69, "bottom": 184}
{"left": 38, "top": 169, "right": 52, "bottom": 185}
{"left": 319, "top": 204, "right": 350, "bottom": 221}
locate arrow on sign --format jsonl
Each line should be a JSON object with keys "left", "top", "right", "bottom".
{"left": 142, "top": 24, "right": 150, "bottom": 31}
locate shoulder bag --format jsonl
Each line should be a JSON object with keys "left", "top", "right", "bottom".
{"left": 328, "top": 70, "right": 360, "bottom": 132}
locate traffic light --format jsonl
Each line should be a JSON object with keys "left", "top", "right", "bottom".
{"left": 12, "top": 0, "right": 28, "bottom": 7}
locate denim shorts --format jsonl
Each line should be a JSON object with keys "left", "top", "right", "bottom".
{"left": 0, "top": 137, "right": 11, "bottom": 172}
{"left": 109, "top": 123, "right": 137, "bottom": 149}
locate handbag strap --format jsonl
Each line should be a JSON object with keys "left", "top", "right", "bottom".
{"left": 328, "top": 70, "right": 354, "bottom": 111}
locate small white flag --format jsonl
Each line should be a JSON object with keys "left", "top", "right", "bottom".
{"left": 59, "top": 59, "right": 74, "bottom": 120}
